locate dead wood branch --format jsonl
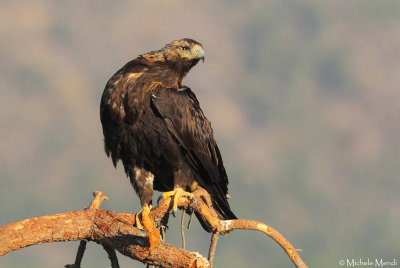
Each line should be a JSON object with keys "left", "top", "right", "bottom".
{"left": 0, "top": 190, "right": 308, "bottom": 268}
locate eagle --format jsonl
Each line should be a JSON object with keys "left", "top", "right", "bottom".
{"left": 100, "top": 38, "right": 236, "bottom": 249}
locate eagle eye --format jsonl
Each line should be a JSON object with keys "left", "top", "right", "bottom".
{"left": 181, "top": 46, "right": 190, "bottom": 51}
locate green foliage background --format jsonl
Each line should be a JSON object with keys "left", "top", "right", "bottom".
{"left": 1, "top": 1, "right": 400, "bottom": 267}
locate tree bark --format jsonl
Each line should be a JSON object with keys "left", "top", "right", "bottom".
{"left": 0, "top": 190, "right": 307, "bottom": 268}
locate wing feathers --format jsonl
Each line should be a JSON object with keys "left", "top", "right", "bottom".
{"left": 151, "top": 88, "right": 236, "bottom": 219}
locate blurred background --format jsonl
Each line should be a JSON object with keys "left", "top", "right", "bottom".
{"left": 1, "top": 0, "right": 400, "bottom": 267}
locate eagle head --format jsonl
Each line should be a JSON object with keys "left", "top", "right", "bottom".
{"left": 138, "top": 38, "right": 205, "bottom": 88}
{"left": 162, "top": 38, "right": 205, "bottom": 65}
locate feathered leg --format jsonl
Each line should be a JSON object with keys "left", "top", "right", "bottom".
{"left": 131, "top": 167, "right": 160, "bottom": 251}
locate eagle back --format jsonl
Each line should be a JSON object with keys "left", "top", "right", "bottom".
{"left": 150, "top": 87, "right": 229, "bottom": 197}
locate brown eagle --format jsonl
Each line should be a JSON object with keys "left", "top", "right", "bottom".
{"left": 100, "top": 38, "right": 236, "bottom": 249}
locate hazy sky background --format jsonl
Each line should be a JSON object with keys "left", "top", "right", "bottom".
{"left": 1, "top": 1, "right": 400, "bottom": 267}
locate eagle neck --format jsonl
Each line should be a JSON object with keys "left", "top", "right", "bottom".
{"left": 147, "top": 62, "right": 190, "bottom": 89}
{"left": 140, "top": 52, "right": 197, "bottom": 89}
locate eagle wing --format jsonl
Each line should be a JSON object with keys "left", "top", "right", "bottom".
{"left": 151, "top": 87, "right": 236, "bottom": 219}
{"left": 100, "top": 59, "right": 148, "bottom": 167}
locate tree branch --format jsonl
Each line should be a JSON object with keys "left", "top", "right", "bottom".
{"left": 0, "top": 190, "right": 308, "bottom": 268}
{"left": 64, "top": 240, "right": 87, "bottom": 268}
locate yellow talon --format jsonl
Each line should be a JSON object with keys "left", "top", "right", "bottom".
{"left": 134, "top": 205, "right": 152, "bottom": 230}
{"left": 162, "top": 188, "right": 193, "bottom": 211}
{"left": 135, "top": 208, "right": 144, "bottom": 230}
{"left": 134, "top": 204, "right": 160, "bottom": 251}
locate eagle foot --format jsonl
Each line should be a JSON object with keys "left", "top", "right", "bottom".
{"left": 135, "top": 205, "right": 160, "bottom": 251}
{"left": 134, "top": 205, "right": 151, "bottom": 230}
{"left": 161, "top": 188, "right": 193, "bottom": 212}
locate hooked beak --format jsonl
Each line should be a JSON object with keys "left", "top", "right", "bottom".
{"left": 195, "top": 45, "right": 205, "bottom": 62}
{"left": 182, "top": 44, "right": 205, "bottom": 62}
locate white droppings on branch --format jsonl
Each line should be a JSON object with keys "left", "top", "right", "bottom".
{"left": 219, "top": 220, "right": 232, "bottom": 232}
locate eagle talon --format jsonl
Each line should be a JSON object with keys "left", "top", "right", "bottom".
{"left": 162, "top": 188, "right": 193, "bottom": 212}
{"left": 134, "top": 205, "right": 159, "bottom": 251}
{"left": 134, "top": 205, "right": 153, "bottom": 230}
{"left": 135, "top": 211, "right": 144, "bottom": 230}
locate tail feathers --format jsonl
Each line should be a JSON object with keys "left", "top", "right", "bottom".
{"left": 210, "top": 188, "right": 237, "bottom": 220}
{"left": 213, "top": 199, "right": 237, "bottom": 220}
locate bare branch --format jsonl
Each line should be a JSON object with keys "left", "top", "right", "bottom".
{"left": 181, "top": 210, "right": 186, "bottom": 249}
{"left": 88, "top": 191, "right": 109, "bottom": 209}
{"left": 66, "top": 191, "right": 110, "bottom": 268}
{"left": 66, "top": 240, "right": 87, "bottom": 268}
{"left": 102, "top": 244, "right": 120, "bottom": 268}
{"left": 208, "top": 233, "right": 219, "bottom": 268}
{"left": 168, "top": 188, "right": 308, "bottom": 268}
{"left": 0, "top": 190, "right": 307, "bottom": 268}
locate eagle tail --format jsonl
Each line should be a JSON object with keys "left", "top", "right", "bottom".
{"left": 212, "top": 196, "right": 237, "bottom": 220}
